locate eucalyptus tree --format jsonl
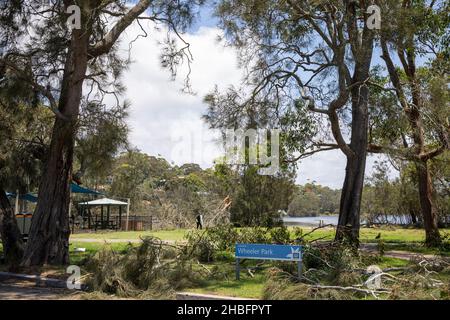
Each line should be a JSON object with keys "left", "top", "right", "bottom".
{"left": 0, "top": 76, "right": 129, "bottom": 266}
{"left": 0, "top": 89, "right": 53, "bottom": 267}
{"left": 73, "top": 100, "right": 129, "bottom": 186}
{"left": 0, "top": 48, "right": 55, "bottom": 266}
{"left": 0, "top": 0, "right": 203, "bottom": 265}
{"left": 368, "top": 0, "right": 449, "bottom": 246}
{"left": 204, "top": 0, "right": 377, "bottom": 244}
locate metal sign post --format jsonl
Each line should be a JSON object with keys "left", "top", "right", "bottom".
{"left": 235, "top": 258, "right": 240, "bottom": 280}
{"left": 235, "top": 243, "right": 303, "bottom": 280}
{"left": 298, "top": 259, "right": 303, "bottom": 280}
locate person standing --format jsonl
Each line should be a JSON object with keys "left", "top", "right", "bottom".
{"left": 195, "top": 210, "right": 204, "bottom": 230}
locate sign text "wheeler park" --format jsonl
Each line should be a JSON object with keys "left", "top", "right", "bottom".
{"left": 235, "top": 244, "right": 303, "bottom": 280}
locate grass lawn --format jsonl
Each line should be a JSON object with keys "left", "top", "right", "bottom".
{"left": 71, "top": 227, "right": 450, "bottom": 244}
{"left": 184, "top": 256, "right": 413, "bottom": 299}
{"left": 70, "top": 227, "right": 450, "bottom": 256}
{"left": 296, "top": 227, "right": 450, "bottom": 243}
{"left": 69, "top": 241, "right": 133, "bottom": 265}
{"left": 71, "top": 229, "right": 188, "bottom": 242}
{"left": 186, "top": 272, "right": 266, "bottom": 299}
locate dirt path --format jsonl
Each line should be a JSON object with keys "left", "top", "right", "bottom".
{"left": 71, "top": 238, "right": 142, "bottom": 243}
{"left": 71, "top": 238, "right": 180, "bottom": 244}
{"left": 359, "top": 243, "right": 440, "bottom": 260}
{"left": 0, "top": 279, "right": 80, "bottom": 300}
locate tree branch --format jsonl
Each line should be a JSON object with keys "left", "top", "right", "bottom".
{"left": 0, "top": 58, "right": 68, "bottom": 121}
{"left": 88, "top": 0, "right": 152, "bottom": 59}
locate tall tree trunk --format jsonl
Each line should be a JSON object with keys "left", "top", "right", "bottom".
{"left": 335, "top": 65, "right": 371, "bottom": 245}
{"left": 333, "top": 2, "right": 374, "bottom": 246}
{"left": 21, "top": 26, "right": 90, "bottom": 266}
{"left": 20, "top": 119, "right": 76, "bottom": 266}
{"left": 335, "top": 108, "right": 369, "bottom": 246}
{"left": 408, "top": 84, "right": 441, "bottom": 246}
{"left": 336, "top": 155, "right": 366, "bottom": 245}
{"left": 416, "top": 160, "right": 441, "bottom": 247}
{"left": 0, "top": 188, "right": 24, "bottom": 269}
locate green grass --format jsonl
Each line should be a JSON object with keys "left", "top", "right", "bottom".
{"left": 70, "top": 227, "right": 450, "bottom": 258}
{"left": 383, "top": 243, "right": 450, "bottom": 257}
{"left": 184, "top": 256, "right": 412, "bottom": 299}
{"left": 71, "top": 227, "right": 450, "bottom": 244}
{"left": 295, "top": 227, "right": 450, "bottom": 243}
{"left": 187, "top": 273, "right": 266, "bottom": 299}
{"left": 69, "top": 241, "right": 133, "bottom": 265}
{"left": 369, "top": 256, "right": 411, "bottom": 269}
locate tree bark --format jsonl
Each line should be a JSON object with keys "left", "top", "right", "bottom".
{"left": 0, "top": 187, "right": 24, "bottom": 269}
{"left": 381, "top": 35, "right": 443, "bottom": 247}
{"left": 335, "top": 87, "right": 369, "bottom": 246}
{"left": 416, "top": 161, "right": 441, "bottom": 247}
{"left": 21, "top": 25, "right": 91, "bottom": 266}
{"left": 331, "top": 1, "right": 374, "bottom": 246}
{"left": 20, "top": 118, "right": 77, "bottom": 266}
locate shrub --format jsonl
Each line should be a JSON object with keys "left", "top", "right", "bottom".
{"left": 85, "top": 237, "right": 201, "bottom": 298}
{"left": 269, "top": 226, "right": 292, "bottom": 244}
{"left": 184, "top": 225, "right": 295, "bottom": 263}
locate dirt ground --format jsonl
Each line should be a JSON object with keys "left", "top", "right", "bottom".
{"left": 0, "top": 279, "right": 81, "bottom": 300}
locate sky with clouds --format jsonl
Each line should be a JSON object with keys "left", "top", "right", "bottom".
{"left": 112, "top": 8, "right": 396, "bottom": 190}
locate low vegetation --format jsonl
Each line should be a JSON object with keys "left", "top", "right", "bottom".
{"left": 71, "top": 225, "right": 450, "bottom": 300}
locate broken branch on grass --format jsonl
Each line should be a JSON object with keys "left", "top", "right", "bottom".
{"left": 297, "top": 224, "right": 335, "bottom": 241}
{"left": 310, "top": 285, "right": 390, "bottom": 299}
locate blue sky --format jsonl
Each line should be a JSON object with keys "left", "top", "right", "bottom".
{"left": 191, "top": 3, "right": 219, "bottom": 31}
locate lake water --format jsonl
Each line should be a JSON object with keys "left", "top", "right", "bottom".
{"left": 282, "top": 215, "right": 415, "bottom": 226}
{"left": 282, "top": 216, "right": 339, "bottom": 226}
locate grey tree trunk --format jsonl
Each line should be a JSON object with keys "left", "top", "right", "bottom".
{"left": 335, "top": 85, "right": 369, "bottom": 246}
{"left": 416, "top": 161, "right": 441, "bottom": 247}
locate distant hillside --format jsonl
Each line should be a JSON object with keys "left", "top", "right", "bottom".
{"left": 287, "top": 183, "right": 341, "bottom": 217}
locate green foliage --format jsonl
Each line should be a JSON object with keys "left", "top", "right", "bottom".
{"left": 279, "top": 99, "right": 318, "bottom": 156}
{"left": 230, "top": 165, "right": 295, "bottom": 227}
{"left": 288, "top": 183, "right": 340, "bottom": 217}
{"left": 85, "top": 237, "right": 202, "bottom": 298}
{"left": 362, "top": 160, "right": 449, "bottom": 225}
{"left": 213, "top": 250, "right": 235, "bottom": 263}
{"left": 74, "top": 101, "right": 129, "bottom": 183}
{"left": 184, "top": 225, "right": 295, "bottom": 263}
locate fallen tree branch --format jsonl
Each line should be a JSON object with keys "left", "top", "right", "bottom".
{"left": 310, "top": 285, "right": 391, "bottom": 298}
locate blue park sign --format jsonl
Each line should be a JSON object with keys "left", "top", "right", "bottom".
{"left": 235, "top": 244, "right": 303, "bottom": 280}
{"left": 235, "top": 244, "right": 303, "bottom": 261}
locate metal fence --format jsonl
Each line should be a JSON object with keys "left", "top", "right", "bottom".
{"left": 120, "top": 215, "right": 161, "bottom": 231}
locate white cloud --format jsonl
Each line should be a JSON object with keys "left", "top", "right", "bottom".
{"left": 116, "top": 24, "right": 398, "bottom": 189}
{"left": 116, "top": 25, "right": 240, "bottom": 167}
{"left": 296, "top": 152, "right": 398, "bottom": 189}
